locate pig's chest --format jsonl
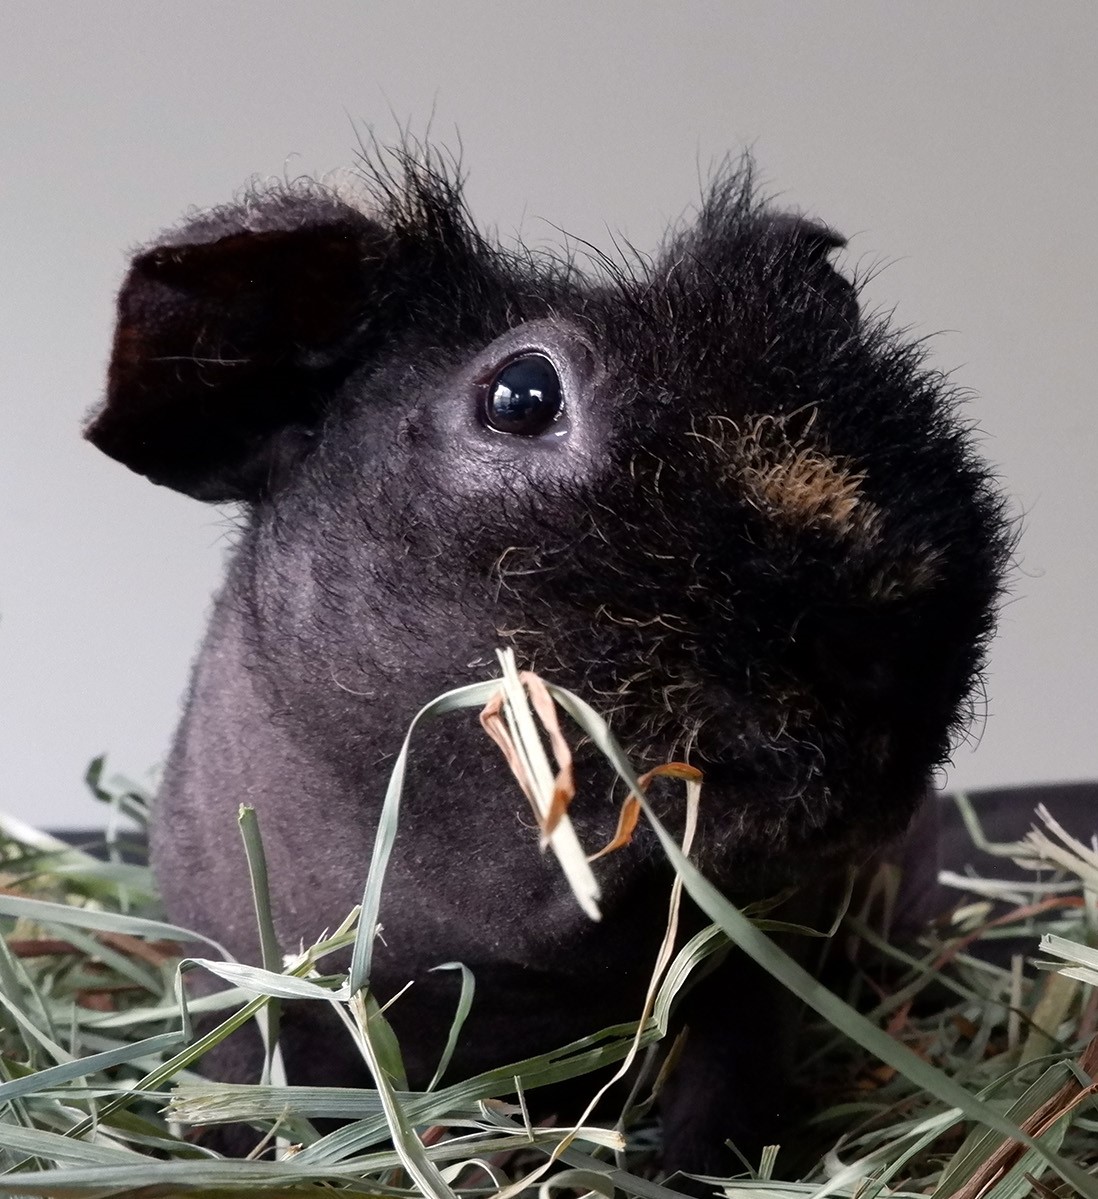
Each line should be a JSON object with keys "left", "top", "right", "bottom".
{"left": 367, "top": 851, "right": 674, "bottom": 1089}
{"left": 375, "top": 830, "right": 672, "bottom": 976}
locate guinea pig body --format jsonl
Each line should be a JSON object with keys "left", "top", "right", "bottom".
{"left": 86, "top": 153, "right": 1011, "bottom": 1170}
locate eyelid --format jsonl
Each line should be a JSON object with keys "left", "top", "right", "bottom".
{"left": 473, "top": 348, "right": 552, "bottom": 387}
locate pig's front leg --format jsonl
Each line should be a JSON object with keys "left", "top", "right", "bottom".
{"left": 658, "top": 949, "right": 801, "bottom": 1179}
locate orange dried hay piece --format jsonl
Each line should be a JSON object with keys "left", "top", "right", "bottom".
{"left": 589, "top": 761, "right": 703, "bottom": 863}
{"left": 7, "top": 933, "right": 181, "bottom": 966}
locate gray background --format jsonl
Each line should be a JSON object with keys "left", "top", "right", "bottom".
{"left": 2, "top": 2, "right": 1094, "bottom": 829}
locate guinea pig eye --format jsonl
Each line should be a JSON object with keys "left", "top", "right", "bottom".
{"left": 483, "top": 354, "right": 563, "bottom": 435}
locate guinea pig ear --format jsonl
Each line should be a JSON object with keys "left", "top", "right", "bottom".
{"left": 767, "top": 213, "right": 846, "bottom": 256}
{"left": 769, "top": 213, "right": 860, "bottom": 327}
{"left": 85, "top": 190, "right": 389, "bottom": 502}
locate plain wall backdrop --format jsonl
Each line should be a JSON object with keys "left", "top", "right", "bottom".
{"left": 1, "top": 1, "right": 1095, "bottom": 828}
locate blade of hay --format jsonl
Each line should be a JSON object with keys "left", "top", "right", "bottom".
{"left": 0, "top": 1033, "right": 181, "bottom": 1107}
{"left": 1040, "top": 932, "right": 1098, "bottom": 988}
{"left": 1019, "top": 969, "right": 1082, "bottom": 1066}
{"left": 0, "top": 894, "right": 230, "bottom": 961}
{"left": 182, "top": 958, "right": 349, "bottom": 1001}
{"left": 72, "top": 986, "right": 252, "bottom": 1031}
{"left": 345, "top": 989, "right": 457, "bottom": 1199}
{"left": 0, "top": 1121, "right": 141, "bottom": 1167}
{"left": 348, "top": 678, "right": 504, "bottom": 993}
{"left": 237, "top": 805, "right": 281, "bottom": 975}
{"left": 166, "top": 1080, "right": 484, "bottom": 1124}
{"left": 237, "top": 804, "right": 287, "bottom": 1101}
{"left": 487, "top": 649, "right": 601, "bottom": 919}
{"left": 426, "top": 962, "right": 476, "bottom": 1091}
{"left": 0, "top": 988, "right": 75, "bottom": 1065}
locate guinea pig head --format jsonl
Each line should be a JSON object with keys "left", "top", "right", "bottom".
{"left": 86, "top": 157, "right": 1012, "bottom": 885}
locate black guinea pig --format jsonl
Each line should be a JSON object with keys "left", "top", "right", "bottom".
{"left": 85, "top": 150, "right": 1011, "bottom": 1172}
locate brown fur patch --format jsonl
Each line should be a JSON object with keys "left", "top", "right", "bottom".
{"left": 731, "top": 414, "right": 879, "bottom": 539}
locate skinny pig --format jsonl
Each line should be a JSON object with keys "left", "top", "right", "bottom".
{"left": 85, "top": 152, "right": 1011, "bottom": 1170}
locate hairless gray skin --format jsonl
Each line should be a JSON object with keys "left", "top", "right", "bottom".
{"left": 86, "top": 152, "right": 1011, "bottom": 1171}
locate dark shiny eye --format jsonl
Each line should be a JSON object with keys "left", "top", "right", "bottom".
{"left": 484, "top": 354, "right": 563, "bottom": 435}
